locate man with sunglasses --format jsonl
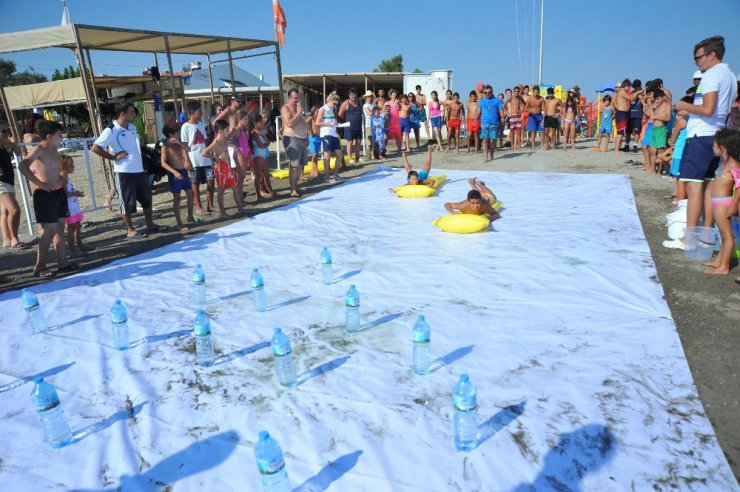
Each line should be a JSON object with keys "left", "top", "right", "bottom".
{"left": 664, "top": 35, "right": 736, "bottom": 250}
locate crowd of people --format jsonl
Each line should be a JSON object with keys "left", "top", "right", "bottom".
{"left": 1, "top": 35, "right": 738, "bottom": 281}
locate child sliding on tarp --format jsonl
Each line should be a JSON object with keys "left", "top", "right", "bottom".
{"left": 443, "top": 178, "right": 501, "bottom": 220}
{"left": 388, "top": 146, "right": 436, "bottom": 193}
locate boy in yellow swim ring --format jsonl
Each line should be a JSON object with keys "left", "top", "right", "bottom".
{"left": 388, "top": 146, "right": 436, "bottom": 193}
{"left": 443, "top": 178, "right": 501, "bottom": 220}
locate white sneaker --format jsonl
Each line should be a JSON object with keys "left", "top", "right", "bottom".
{"left": 662, "top": 239, "right": 685, "bottom": 250}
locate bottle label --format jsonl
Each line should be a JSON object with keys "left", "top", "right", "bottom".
{"left": 345, "top": 296, "right": 359, "bottom": 308}
{"left": 24, "top": 301, "right": 40, "bottom": 311}
{"left": 112, "top": 319, "right": 127, "bottom": 326}
{"left": 321, "top": 257, "right": 331, "bottom": 265}
{"left": 453, "top": 395, "right": 477, "bottom": 412}
{"left": 33, "top": 394, "right": 60, "bottom": 412}
{"left": 193, "top": 277, "right": 205, "bottom": 284}
{"left": 272, "top": 345, "right": 291, "bottom": 357}
{"left": 413, "top": 331, "right": 430, "bottom": 343}
{"left": 193, "top": 324, "right": 211, "bottom": 337}
{"left": 257, "top": 456, "right": 285, "bottom": 475}
{"left": 251, "top": 278, "right": 264, "bottom": 289}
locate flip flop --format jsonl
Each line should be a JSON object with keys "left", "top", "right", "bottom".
{"left": 735, "top": 277, "right": 740, "bottom": 285}
{"left": 146, "top": 225, "right": 168, "bottom": 233}
{"left": 7, "top": 242, "right": 30, "bottom": 251}
{"left": 190, "top": 215, "right": 203, "bottom": 223}
{"left": 32, "top": 268, "right": 55, "bottom": 278}
{"left": 57, "top": 262, "right": 81, "bottom": 273}
{"left": 126, "top": 231, "right": 148, "bottom": 240}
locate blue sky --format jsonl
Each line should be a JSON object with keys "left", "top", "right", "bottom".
{"left": 1, "top": 0, "right": 739, "bottom": 99}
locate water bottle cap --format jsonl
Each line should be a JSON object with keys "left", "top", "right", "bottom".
{"left": 259, "top": 431, "right": 269, "bottom": 441}
{"left": 196, "top": 263, "right": 201, "bottom": 268}
{"left": 418, "top": 315, "right": 425, "bottom": 321}
{"left": 197, "top": 310, "right": 205, "bottom": 315}
{"left": 34, "top": 376, "right": 43, "bottom": 383}
{"left": 252, "top": 268, "right": 258, "bottom": 273}
{"left": 114, "top": 299, "right": 121, "bottom": 305}
{"left": 22, "top": 288, "right": 29, "bottom": 293}
{"left": 349, "top": 284, "right": 355, "bottom": 289}
{"left": 274, "top": 327, "right": 282, "bottom": 333}
{"left": 460, "top": 374, "right": 469, "bottom": 382}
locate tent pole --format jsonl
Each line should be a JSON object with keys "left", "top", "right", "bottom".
{"left": 275, "top": 42, "right": 285, "bottom": 105}
{"left": 206, "top": 53, "right": 215, "bottom": 106}
{"left": 72, "top": 25, "right": 99, "bottom": 136}
{"left": 322, "top": 75, "right": 326, "bottom": 103}
{"left": 84, "top": 49, "right": 103, "bottom": 132}
{"left": 163, "top": 35, "right": 180, "bottom": 118}
{"left": 226, "top": 40, "right": 236, "bottom": 97}
{"left": 538, "top": 0, "right": 544, "bottom": 86}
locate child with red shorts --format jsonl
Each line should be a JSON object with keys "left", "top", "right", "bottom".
{"left": 466, "top": 90, "right": 481, "bottom": 153}
{"left": 202, "top": 119, "right": 240, "bottom": 217}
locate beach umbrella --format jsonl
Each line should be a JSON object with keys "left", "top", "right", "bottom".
{"left": 595, "top": 82, "right": 616, "bottom": 93}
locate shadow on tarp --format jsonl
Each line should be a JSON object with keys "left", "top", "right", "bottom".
{"left": 178, "top": 231, "right": 251, "bottom": 254}
{"left": 298, "top": 196, "right": 333, "bottom": 205}
{"left": 213, "top": 341, "right": 270, "bottom": 366}
{"left": 429, "top": 345, "right": 474, "bottom": 373}
{"left": 357, "top": 313, "right": 402, "bottom": 333}
{"left": 296, "top": 356, "right": 349, "bottom": 387}
{"left": 268, "top": 295, "right": 311, "bottom": 311}
{"left": 128, "top": 329, "right": 191, "bottom": 349}
{"left": 293, "top": 450, "right": 363, "bottom": 492}
{"left": 477, "top": 401, "right": 526, "bottom": 447}
{"left": 47, "top": 314, "right": 103, "bottom": 332}
{"left": 71, "top": 430, "right": 240, "bottom": 492}
{"left": 511, "top": 424, "right": 618, "bottom": 492}
{"left": 70, "top": 401, "right": 148, "bottom": 445}
{"left": 332, "top": 269, "right": 362, "bottom": 284}
{"left": 0, "top": 362, "right": 75, "bottom": 393}
{"left": 219, "top": 289, "right": 252, "bottom": 302}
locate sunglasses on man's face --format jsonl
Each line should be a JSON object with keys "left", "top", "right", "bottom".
{"left": 484, "top": 91, "right": 493, "bottom": 95}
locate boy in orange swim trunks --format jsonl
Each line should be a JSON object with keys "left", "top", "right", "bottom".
{"left": 446, "top": 92, "right": 464, "bottom": 152}
{"left": 202, "top": 119, "right": 240, "bottom": 217}
{"left": 466, "top": 90, "right": 481, "bottom": 153}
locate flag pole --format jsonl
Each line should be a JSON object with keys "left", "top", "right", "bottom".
{"left": 538, "top": 0, "right": 544, "bottom": 85}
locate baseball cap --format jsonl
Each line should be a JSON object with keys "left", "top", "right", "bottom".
{"left": 693, "top": 70, "right": 702, "bottom": 80}
{"left": 476, "top": 82, "right": 484, "bottom": 90}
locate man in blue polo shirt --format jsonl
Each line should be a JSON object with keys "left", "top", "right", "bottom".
{"left": 478, "top": 84, "right": 505, "bottom": 163}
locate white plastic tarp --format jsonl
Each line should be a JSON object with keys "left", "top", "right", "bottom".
{"left": 0, "top": 168, "right": 736, "bottom": 491}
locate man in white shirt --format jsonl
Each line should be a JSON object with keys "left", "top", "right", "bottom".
{"left": 664, "top": 36, "right": 737, "bottom": 250}
{"left": 92, "top": 103, "right": 166, "bottom": 239}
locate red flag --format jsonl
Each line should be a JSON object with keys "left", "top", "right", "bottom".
{"left": 273, "top": 0, "right": 287, "bottom": 46}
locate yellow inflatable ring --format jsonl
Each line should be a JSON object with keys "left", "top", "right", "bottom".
{"left": 394, "top": 175, "right": 447, "bottom": 198}
{"left": 432, "top": 214, "right": 490, "bottom": 234}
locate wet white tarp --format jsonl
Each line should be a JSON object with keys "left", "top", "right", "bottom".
{"left": 0, "top": 167, "right": 736, "bottom": 491}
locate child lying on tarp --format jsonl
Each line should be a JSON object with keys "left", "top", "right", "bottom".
{"left": 443, "top": 178, "right": 501, "bottom": 220}
{"left": 388, "top": 146, "right": 435, "bottom": 193}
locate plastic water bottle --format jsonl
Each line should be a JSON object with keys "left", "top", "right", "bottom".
{"left": 193, "top": 310, "right": 215, "bottom": 367}
{"left": 254, "top": 431, "right": 291, "bottom": 492}
{"left": 320, "top": 247, "right": 333, "bottom": 285}
{"left": 193, "top": 264, "right": 206, "bottom": 310}
{"left": 453, "top": 374, "right": 478, "bottom": 451}
{"left": 271, "top": 328, "right": 297, "bottom": 387}
{"left": 21, "top": 288, "right": 47, "bottom": 334}
{"left": 31, "top": 378, "right": 73, "bottom": 448}
{"left": 412, "top": 315, "right": 431, "bottom": 375}
{"left": 110, "top": 300, "right": 130, "bottom": 350}
{"left": 344, "top": 284, "right": 360, "bottom": 334}
{"left": 251, "top": 268, "right": 267, "bottom": 312}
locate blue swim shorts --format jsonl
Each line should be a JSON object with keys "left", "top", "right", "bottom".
{"left": 168, "top": 169, "right": 192, "bottom": 193}
{"left": 526, "top": 113, "right": 544, "bottom": 132}
{"left": 480, "top": 124, "right": 499, "bottom": 140}
{"left": 400, "top": 118, "right": 411, "bottom": 134}
{"left": 418, "top": 169, "right": 429, "bottom": 181}
{"left": 430, "top": 116, "right": 443, "bottom": 129}
{"left": 321, "top": 135, "right": 341, "bottom": 152}
{"left": 309, "top": 135, "right": 322, "bottom": 154}
{"left": 678, "top": 135, "right": 720, "bottom": 183}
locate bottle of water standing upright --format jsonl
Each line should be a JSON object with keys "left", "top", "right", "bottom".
{"left": 453, "top": 374, "right": 478, "bottom": 451}
{"left": 251, "top": 268, "right": 267, "bottom": 312}
{"left": 193, "top": 264, "right": 206, "bottom": 310}
{"left": 254, "top": 431, "right": 291, "bottom": 492}
{"left": 344, "top": 284, "right": 360, "bottom": 334}
{"left": 320, "top": 247, "right": 333, "bottom": 285}
{"left": 21, "top": 288, "right": 47, "bottom": 334}
{"left": 31, "top": 378, "right": 73, "bottom": 448}
{"left": 110, "top": 300, "right": 130, "bottom": 350}
{"left": 412, "top": 315, "right": 431, "bottom": 375}
{"left": 193, "top": 310, "right": 215, "bottom": 367}
{"left": 271, "top": 328, "right": 297, "bottom": 387}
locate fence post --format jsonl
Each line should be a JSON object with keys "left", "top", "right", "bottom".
{"left": 275, "top": 116, "right": 282, "bottom": 170}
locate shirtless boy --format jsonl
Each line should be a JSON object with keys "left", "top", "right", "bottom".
{"left": 524, "top": 85, "right": 545, "bottom": 150}
{"left": 399, "top": 94, "right": 413, "bottom": 153}
{"left": 443, "top": 90, "right": 454, "bottom": 128}
{"left": 466, "top": 91, "right": 481, "bottom": 153}
{"left": 647, "top": 89, "right": 671, "bottom": 176}
{"left": 18, "top": 120, "right": 79, "bottom": 277}
{"left": 388, "top": 146, "right": 436, "bottom": 194}
{"left": 443, "top": 178, "right": 501, "bottom": 220}
{"left": 614, "top": 79, "right": 631, "bottom": 153}
{"left": 160, "top": 124, "right": 196, "bottom": 231}
{"left": 543, "top": 87, "right": 562, "bottom": 150}
{"left": 415, "top": 85, "right": 429, "bottom": 141}
{"left": 506, "top": 87, "right": 525, "bottom": 150}
{"left": 446, "top": 93, "right": 464, "bottom": 152}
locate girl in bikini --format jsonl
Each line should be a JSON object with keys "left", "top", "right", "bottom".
{"left": 428, "top": 91, "right": 444, "bottom": 151}
{"left": 703, "top": 128, "right": 740, "bottom": 276}
{"left": 562, "top": 92, "right": 579, "bottom": 151}
{"left": 250, "top": 113, "right": 275, "bottom": 201}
